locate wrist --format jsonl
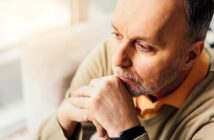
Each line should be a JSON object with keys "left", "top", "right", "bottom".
{"left": 110, "top": 125, "right": 145, "bottom": 140}
{"left": 57, "top": 112, "right": 78, "bottom": 138}
{"left": 108, "top": 120, "right": 141, "bottom": 137}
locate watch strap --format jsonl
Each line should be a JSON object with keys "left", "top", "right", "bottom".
{"left": 110, "top": 125, "right": 146, "bottom": 140}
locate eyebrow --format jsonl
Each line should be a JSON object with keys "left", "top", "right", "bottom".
{"left": 134, "top": 36, "right": 161, "bottom": 48}
{"left": 111, "top": 21, "right": 164, "bottom": 48}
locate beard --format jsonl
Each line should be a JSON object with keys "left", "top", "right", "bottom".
{"left": 113, "top": 58, "right": 181, "bottom": 97}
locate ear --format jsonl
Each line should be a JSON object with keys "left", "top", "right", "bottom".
{"left": 182, "top": 41, "right": 204, "bottom": 71}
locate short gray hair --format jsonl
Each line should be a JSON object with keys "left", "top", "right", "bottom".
{"left": 184, "top": 0, "right": 214, "bottom": 41}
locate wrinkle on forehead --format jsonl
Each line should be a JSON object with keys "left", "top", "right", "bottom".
{"left": 113, "top": 0, "right": 186, "bottom": 47}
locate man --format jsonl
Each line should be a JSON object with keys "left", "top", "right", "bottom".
{"left": 38, "top": 0, "right": 214, "bottom": 139}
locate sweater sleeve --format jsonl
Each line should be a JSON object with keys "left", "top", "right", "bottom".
{"left": 192, "top": 121, "right": 214, "bottom": 140}
{"left": 134, "top": 133, "right": 150, "bottom": 140}
{"left": 37, "top": 41, "right": 113, "bottom": 140}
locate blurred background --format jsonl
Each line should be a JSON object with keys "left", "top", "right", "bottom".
{"left": 0, "top": 0, "right": 116, "bottom": 139}
{"left": 0, "top": 0, "right": 213, "bottom": 140}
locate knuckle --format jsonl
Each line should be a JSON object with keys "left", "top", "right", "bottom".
{"left": 72, "top": 87, "right": 84, "bottom": 97}
{"left": 83, "top": 113, "right": 90, "bottom": 122}
{"left": 112, "top": 76, "right": 120, "bottom": 83}
{"left": 109, "top": 75, "right": 118, "bottom": 81}
{"left": 90, "top": 78, "right": 98, "bottom": 85}
{"left": 91, "top": 96, "right": 101, "bottom": 109}
{"left": 93, "top": 76, "right": 116, "bottom": 89}
{"left": 102, "top": 80, "right": 111, "bottom": 88}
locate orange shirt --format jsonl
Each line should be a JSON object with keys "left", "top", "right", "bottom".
{"left": 136, "top": 50, "right": 209, "bottom": 119}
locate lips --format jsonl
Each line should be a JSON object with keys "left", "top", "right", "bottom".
{"left": 118, "top": 76, "right": 141, "bottom": 96}
{"left": 118, "top": 76, "right": 135, "bottom": 86}
{"left": 114, "top": 70, "right": 137, "bottom": 87}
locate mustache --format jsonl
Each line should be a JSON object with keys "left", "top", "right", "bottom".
{"left": 113, "top": 67, "right": 142, "bottom": 84}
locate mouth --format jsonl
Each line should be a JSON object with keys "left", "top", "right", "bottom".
{"left": 118, "top": 76, "right": 135, "bottom": 85}
{"left": 118, "top": 76, "right": 142, "bottom": 97}
{"left": 114, "top": 70, "right": 135, "bottom": 85}
{"left": 118, "top": 76, "right": 132, "bottom": 90}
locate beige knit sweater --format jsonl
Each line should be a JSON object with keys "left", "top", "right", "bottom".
{"left": 37, "top": 40, "right": 214, "bottom": 140}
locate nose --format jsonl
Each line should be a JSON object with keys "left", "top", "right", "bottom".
{"left": 112, "top": 41, "right": 132, "bottom": 68}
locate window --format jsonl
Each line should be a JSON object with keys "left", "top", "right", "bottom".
{"left": 0, "top": 0, "right": 72, "bottom": 138}
{"left": 207, "top": 18, "right": 214, "bottom": 48}
{"left": 0, "top": 0, "right": 116, "bottom": 139}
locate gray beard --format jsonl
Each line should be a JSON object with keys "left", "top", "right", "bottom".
{"left": 115, "top": 59, "right": 181, "bottom": 97}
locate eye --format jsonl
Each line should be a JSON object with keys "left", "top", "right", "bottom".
{"left": 135, "top": 41, "right": 155, "bottom": 53}
{"left": 112, "top": 31, "right": 123, "bottom": 40}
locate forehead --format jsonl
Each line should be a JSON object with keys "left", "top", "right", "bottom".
{"left": 113, "top": 0, "right": 186, "bottom": 46}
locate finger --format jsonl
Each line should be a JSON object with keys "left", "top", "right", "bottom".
{"left": 101, "top": 132, "right": 109, "bottom": 140}
{"left": 89, "top": 76, "right": 117, "bottom": 88}
{"left": 92, "top": 119, "right": 106, "bottom": 137}
{"left": 68, "top": 97, "right": 90, "bottom": 109}
{"left": 72, "top": 86, "right": 95, "bottom": 97}
{"left": 89, "top": 78, "right": 100, "bottom": 87}
{"left": 69, "top": 108, "right": 89, "bottom": 122}
{"left": 62, "top": 99, "right": 89, "bottom": 122}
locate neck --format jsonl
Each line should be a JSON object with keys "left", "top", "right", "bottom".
{"left": 152, "top": 69, "right": 191, "bottom": 100}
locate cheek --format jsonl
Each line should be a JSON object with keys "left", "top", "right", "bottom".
{"left": 132, "top": 53, "right": 172, "bottom": 86}
{"left": 134, "top": 59, "right": 160, "bottom": 84}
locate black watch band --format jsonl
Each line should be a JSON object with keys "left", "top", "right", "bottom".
{"left": 110, "top": 125, "right": 146, "bottom": 140}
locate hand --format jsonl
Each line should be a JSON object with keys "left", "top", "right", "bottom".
{"left": 57, "top": 98, "right": 89, "bottom": 138}
{"left": 57, "top": 91, "right": 108, "bottom": 139}
{"left": 90, "top": 117, "right": 109, "bottom": 140}
{"left": 71, "top": 76, "right": 140, "bottom": 137}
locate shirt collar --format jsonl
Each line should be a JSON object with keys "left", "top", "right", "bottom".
{"left": 136, "top": 50, "right": 209, "bottom": 118}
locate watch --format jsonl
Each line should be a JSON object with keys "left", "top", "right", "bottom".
{"left": 110, "top": 125, "right": 146, "bottom": 140}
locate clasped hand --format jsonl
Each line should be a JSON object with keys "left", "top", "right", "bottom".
{"left": 71, "top": 76, "right": 140, "bottom": 139}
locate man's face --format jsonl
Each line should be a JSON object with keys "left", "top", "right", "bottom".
{"left": 111, "top": 0, "right": 189, "bottom": 96}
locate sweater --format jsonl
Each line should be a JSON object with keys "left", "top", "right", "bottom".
{"left": 37, "top": 40, "right": 214, "bottom": 140}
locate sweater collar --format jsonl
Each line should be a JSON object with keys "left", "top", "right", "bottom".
{"left": 136, "top": 50, "right": 209, "bottom": 119}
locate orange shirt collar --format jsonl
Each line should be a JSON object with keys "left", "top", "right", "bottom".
{"left": 136, "top": 50, "right": 209, "bottom": 118}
